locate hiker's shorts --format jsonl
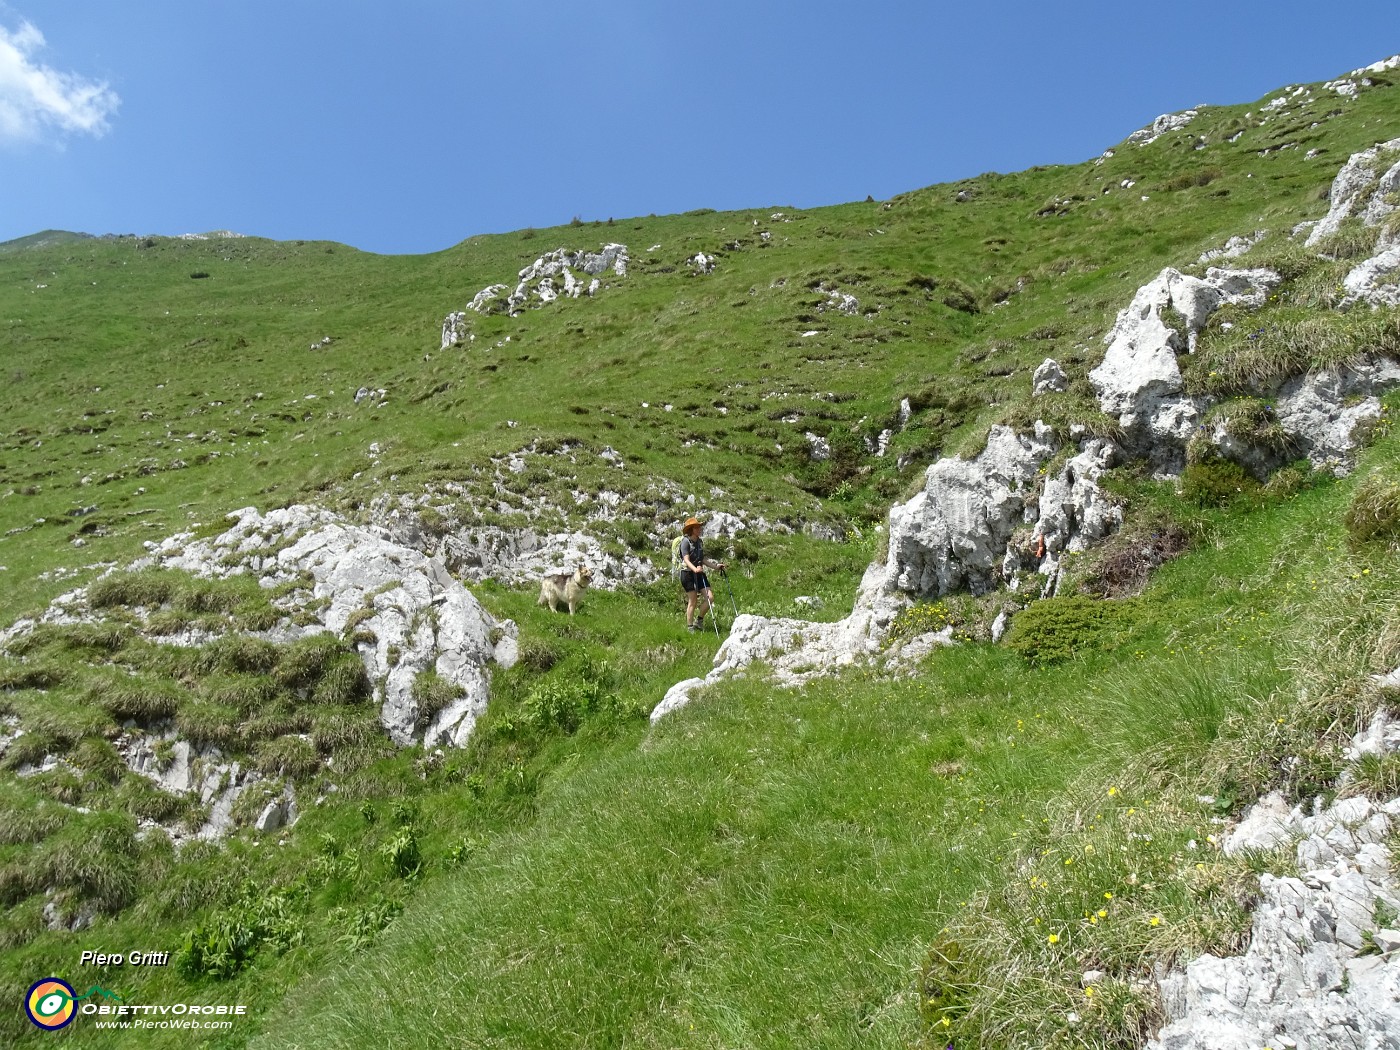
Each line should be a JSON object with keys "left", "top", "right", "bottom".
{"left": 681, "top": 570, "right": 709, "bottom": 593}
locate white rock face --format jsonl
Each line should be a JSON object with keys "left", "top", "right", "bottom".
{"left": 1306, "top": 137, "right": 1400, "bottom": 248}
{"left": 1198, "top": 231, "right": 1266, "bottom": 263}
{"left": 1325, "top": 54, "right": 1400, "bottom": 96}
{"left": 887, "top": 425, "right": 1055, "bottom": 597}
{"left": 1089, "top": 266, "right": 1280, "bottom": 470}
{"left": 1032, "top": 358, "right": 1068, "bottom": 395}
{"left": 652, "top": 426, "right": 1128, "bottom": 721}
{"left": 441, "top": 526, "right": 652, "bottom": 589}
{"left": 650, "top": 562, "right": 916, "bottom": 720}
{"left": 1275, "top": 360, "right": 1400, "bottom": 472}
{"left": 817, "top": 284, "right": 860, "bottom": 316}
{"left": 441, "top": 311, "right": 467, "bottom": 349}
{"left": 453, "top": 244, "right": 628, "bottom": 320}
{"left": 1126, "top": 109, "right": 1200, "bottom": 147}
{"left": 120, "top": 733, "right": 266, "bottom": 841}
{"left": 1343, "top": 242, "right": 1400, "bottom": 308}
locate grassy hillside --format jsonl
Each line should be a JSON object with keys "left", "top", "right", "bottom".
{"left": 1, "top": 63, "right": 1398, "bottom": 1048}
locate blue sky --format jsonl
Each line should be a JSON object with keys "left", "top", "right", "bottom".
{"left": 2, "top": 2, "right": 1397, "bottom": 255}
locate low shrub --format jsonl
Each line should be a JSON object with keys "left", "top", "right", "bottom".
{"left": 1004, "top": 595, "right": 1139, "bottom": 667}
{"left": 517, "top": 638, "right": 562, "bottom": 673}
{"left": 379, "top": 828, "right": 422, "bottom": 879}
{"left": 1180, "top": 458, "right": 1261, "bottom": 508}
{"left": 1081, "top": 519, "right": 1191, "bottom": 598}
{"left": 889, "top": 600, "right": 975, "bottom": 642}
{"left": 177, "top": 889, "right": 305, "bottom": 979}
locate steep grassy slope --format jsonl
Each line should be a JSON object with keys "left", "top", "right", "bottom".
{"left": 1, "top": 64, "right": 1398, "bottom": 1049}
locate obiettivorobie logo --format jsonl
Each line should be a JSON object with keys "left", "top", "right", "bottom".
{"left": 25, "top": 978, "right": 123, "bottom": 1030}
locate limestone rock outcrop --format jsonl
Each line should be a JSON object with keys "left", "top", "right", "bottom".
{"left": 1032, "top": 358, "right": 1068, "bottom": 395}
{"left": 1126, "top": 109, "right": 1201, "bottom": 147}
{"left": 886, "top": 424, "right": 1056, "bottom": 598}
{"left": 1305, "top": 137, "right": 1400, "bottom": 249}
{"left": 1148, "top": 712, "right": 1400, "bottom": 1050}
{"left": 440, "top": 243, "right": 629, "bottom": 338}
{"left": 1088, "top": 266, "right": 1280, "bottom": 471}
{"left": 147, "top": 505, "right": 518, "bottom": 748}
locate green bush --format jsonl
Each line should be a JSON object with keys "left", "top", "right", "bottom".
{"left": 379, "top": 828, "right": 422, "bottom": 879}
{"left": 517, "top": 639, "right": 562, "bottom": 673}
{"left": 177, "top": 890, "right": 305, "bottom": 979}
{"left": 889, "top": 600, "right": 976, "bottom": 642}
{"left": 524, "top": 679, "right": 590, "bottom": 734}
{"left": 1180, "top": 458, "right": 1260, "bottom": 508}
{"left": 1004, "top": 595, "right": 1138, "bottom": 667}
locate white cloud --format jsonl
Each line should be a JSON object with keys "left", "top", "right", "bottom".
{"left": 0, "top": 19, "right": 118, "bottom": 143}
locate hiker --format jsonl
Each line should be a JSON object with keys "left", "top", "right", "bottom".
{"left": 680, "top": 516, "right": 726, "bottom": 632}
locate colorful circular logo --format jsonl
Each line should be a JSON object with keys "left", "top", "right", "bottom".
{"left": 26, "top": 978, "right": 77, "bottom": 1030}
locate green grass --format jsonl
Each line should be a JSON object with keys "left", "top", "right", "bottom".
{"left": 0, "top": 66, "right": 1398, "bottom": 1049}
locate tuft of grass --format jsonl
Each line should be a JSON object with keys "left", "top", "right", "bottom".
{"left": 412, "top": 668, "right": 464, "bottom": 728}
{"left": 1344, "top": 467, "right": 1400, "bottom": 549}
{"left": 86, "top": 672, "right": 182, "bottom": 722}
{"left": 254, "top": 735, "right": 321, "bottom": 779}
{"left": 87, "top": 570, "right": 177, "bottom": 609}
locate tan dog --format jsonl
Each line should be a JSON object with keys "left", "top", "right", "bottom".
{"left": 538, "top": 564, "right": 593, "bottom": 615}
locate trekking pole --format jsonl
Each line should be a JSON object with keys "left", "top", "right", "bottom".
{"left": 708, "top": 575, "right": 721, "bottom": 638}
{"left": 720, "top": 567, "right": 738, "bottom": 619}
